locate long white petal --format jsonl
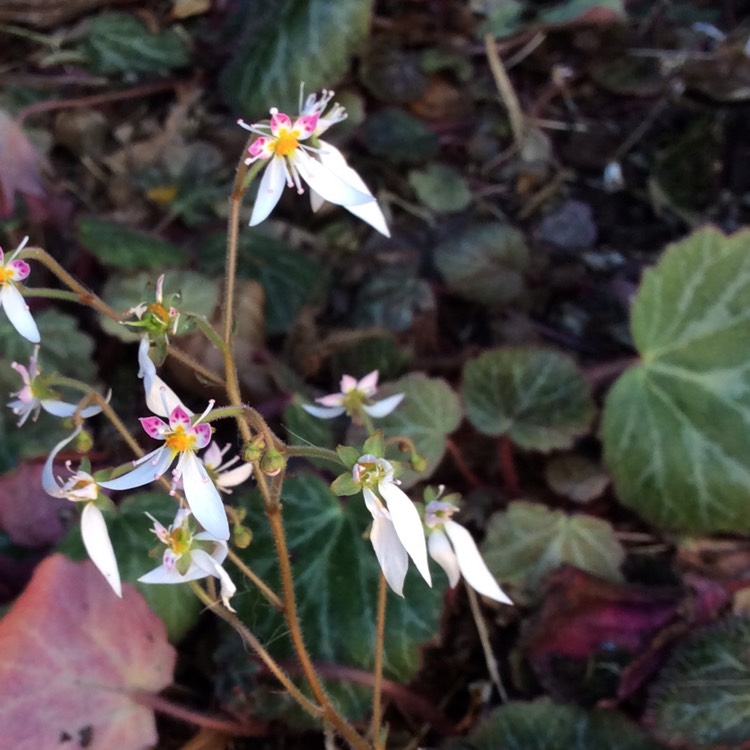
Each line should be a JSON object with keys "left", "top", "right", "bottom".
{"left": 138, "top": 564, "right": 182, "bottom": 585}
{"left": 81, "top": 503, "right": 122, "bottom": 597}
{"left": 99, "top": 447, "right": 173, "bottom": 491}
{"left": 378, "top": 481, "right": 431, "bottom": 586}
{"left": 317, "top": 143, "right": 390, "bottom": 236}
{"left": 138, "top": 338, "right": 187, "bottom": 417}
{"left": 42, "top": 427, "right": 82, "bottom": 497}
{"left": 428, "top": 530, "right": 461, "bottom": 587}
{"left": 41, "top": 399, "right": 103, "bottom": 419}
{"left": 1, "top": 284, "right": 40, "bottom": 343}
{"left": 309, "top": 188, "right": 325, "bottom": 213}
{"left": 294, "top": 150, "right": 372, "bottom": 207}
{"left": 191, "top": 549, "right": 237, "bottom": 611}
{"left": 249, "top": 157, "right": 286, "bottom": 226}
{"left": 216, "top": 462, "right": 253, "bottom": 489}
{"left": 444, "top": 520, "right": 512, "bottom": 604}
{"left": 370, "top": 515, "right": 409, "bottom": 596}
{"left": 362, "top": 393, "right": 405, "bottom": 418}
{"left": 301, "top": 403, "right": 347, "bottom": 419}
{"left": 180, "top": 451, "right": 229, "bottom": 540}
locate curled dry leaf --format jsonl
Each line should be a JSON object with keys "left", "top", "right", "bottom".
{"left": 0, "top": 554, "right": 176, "bottom": 750}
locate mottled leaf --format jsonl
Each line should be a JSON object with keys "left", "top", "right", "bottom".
{"left": 408, "top": 164, "right": 471, "bottom": 213}
{"left": 0, "top": 554, "right": 175, "bottom": 749}
{"left": 463, "top": 348, "right": 595, "bottom": 450}
{"left": 545, "top": 454, "right": 610, "bottom": 503}
{"left": 435, "top": 223, "right": 528, "bottom": 306}
{"left": 602, "top": 227, "right": 750, "bottom": 532}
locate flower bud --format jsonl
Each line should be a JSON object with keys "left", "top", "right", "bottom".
{"left": 260, "top": 449, "right": 286, "bottom": 477}
{"left": 74, "top": 429, "right": 94, "bottom": 453}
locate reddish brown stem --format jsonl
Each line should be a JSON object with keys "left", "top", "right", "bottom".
{"left": 445, "top": 437, "right": 483, "bottom": 489}
{"left": 498, "top": 436, "right": 520, "bottom": 496}
{"left": 132, "top": 690, "right": 268, "bottom": 736}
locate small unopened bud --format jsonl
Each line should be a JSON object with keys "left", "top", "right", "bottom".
{"left": 242, "top": 440, "right": 264, "bottom": 463}
{"left": 260, "top": 449, "right": 286, "bottom": 477}
{"left": 233, "top": 525, "right": 253, "bottom": 549}
{"left": 410, "top": 453, "right": 427, "bottom": 473}
{"left": 74, "top": 429, "right": 94, "bottom": 453}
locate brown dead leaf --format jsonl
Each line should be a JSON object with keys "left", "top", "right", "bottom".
{"left": 0, "top": 110, "right": 47, "bottom": 218}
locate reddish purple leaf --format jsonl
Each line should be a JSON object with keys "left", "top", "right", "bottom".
{"left": 0, "top": 110, "right": 47, "bottom": 218}
{"left": 0, "top": 555, "right": 176, "bottom": 749}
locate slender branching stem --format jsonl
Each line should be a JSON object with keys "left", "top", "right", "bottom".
{"left": 371, "top": 573, "right": 388, "bottom": 749}
{"left": 285, "top": 444, "right": 343, "bottom": 466}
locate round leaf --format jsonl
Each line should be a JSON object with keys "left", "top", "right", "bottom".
{"left": 435, "top": 223, "right": 528, "bottom": 306}
{"left": 602, "top": 227, "right": 750, "bottom": 532}
{"left": 647, "top": 618, "right": 750, "bottom": 747}
{"left": 232, "top": 474, "right": 447, "bottom": 720}
{"left": 408, "top": 164, "right": 471, "bottom": 213}
{"left": 375, "top": 373, "right": 463, "bottom": 488}
{"left": 545, "top": 454, "right": 610, "bottom": 503}
{"left": 462, "top": 348, "right": 595, "bottom": 451}
{"left": 447, "top": 698, "right": 663, "bottom": 750}
{"left": 220, "top": 0, "right": 371, "bottom": 117}
{"left": 360, "top": 108, "right": 439, "bottom": 165}
{"left": 481, "top": 501, "right": 625, "bottom": 598}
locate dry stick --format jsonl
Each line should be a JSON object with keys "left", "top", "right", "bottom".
{"left": 484, "top": 33, "right": 526, "bottom": 152}
{"left": 189, "top": 582, "right": 322, "bottom": 719}
{"left": 371, "top": 573, "right": 388, "bottom": 750}
{"left": 466, "top": 587, "right": 508, "bottom": 703}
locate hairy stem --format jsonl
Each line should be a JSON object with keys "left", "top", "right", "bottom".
{"left": 371, "top": 573, "right": 388, "bottom": 749}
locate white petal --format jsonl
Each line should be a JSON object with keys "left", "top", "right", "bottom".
{"left": 378, "top": 481, "right": 431, "bottom": 586}
{"left": 309, "top": 188, "right": 325, "bottom": 213}
{"left": 191, "top": 549, "right": 237, "bottom": 611}
{"left": 249, "top": 156, "right": 286, "bottom": 226}
{"left": 301, "top": 403, "right": 347, "bottom": 419}
{"left": 202, "top": 441, "right": 223, "bottom": 469}
{"left": 444, "top": 520, "right": 512, "bottom": 604}
{"left": 216, "top": 462, "right": 253, "bottom": 489}
{"left": 370, "top": 515, "right": 409, "bottom": 596}
{"left": 99, "top": 447, "right": 173, "bottom": 491}
{"left": 317, "top": 143, "right": 390, "bottom": 236}
{"left": 363, "top": 393, "right": 405, "bottom": 418}
{"left": 294, "top": 150, "right": 373, "bottom": 207}
{"left": 42, "top": 427, "right": 82, "bottom": 497}
{"left": 180, "top": 451, "right": 229, "bottom": 540}
{"left": 428, "top": 530, "right": 461, "bottom": 587}
{"left": 138, "top": 338, "right": 187, "bottom": 417}
{"left": 41, "top": 399, "right": 103, "bottom": 419}
{"left": 357, "top": 371, "right": 379, "bottom": 395}
{"left": 138, "top": 564, "right": 183, "bottom": 585}
{"left": 81, "top": 503, "right": 122, "bottom": 597}
{"left": 362, "top": 486, "right": 385, "bottom": 519}
{"left": 1, "top": 284, "right": 40, "bottom": 343}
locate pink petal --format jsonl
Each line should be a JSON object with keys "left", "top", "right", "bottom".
{"left": 270, "top": 111, "right": 292, "bottom": 134}
{"left": 169, "top": 405, "right": 191, "bottom": 429}
{"left": 340, "top": 374, "right": 358, "bottom": 393}
{"left": 357, "top": 371, "right": 379, "bottom": 395}
{"left": 248, "top": 136, "right": 274, "bottom": 159}
{"left": 191, "top": 422, "right": 212, "bottom": 449}
{"left": 8, "top": 259, "right": 30, "bottom": 281}
{"left": 140, "top": 416, "right": 168, "bottom": 440}
{"left": 293, "top": 114, "right": 319, "bottom": 138}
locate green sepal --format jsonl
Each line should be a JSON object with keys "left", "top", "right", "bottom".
{"left": 93, "top": 494, "right": 117, "bottom": 514}
{"left": 336, "top": 445, "right": 361, "bottom": 469}
{"left": 362, "top": 431, "right": 385, "bottom": 458}
{"left": 330, "top": 472, "right": 362, "bottom": 497}
{"left": 78, "top": 457, "right": 92, "bottom": 475}
{"left": 176, "top": 553, "right": 192, "bottom": 576}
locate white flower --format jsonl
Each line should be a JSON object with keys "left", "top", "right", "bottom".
{"left": 0, "top": 236, "right": 39, "bottom": 343}
{"left": 137, "top": 336, "right": 187, "bottom": 418}
{"left": 98, "top": 400, "right": 229, "bottom": 541}
{"left": 139, "top": 509, "right": 236, "bottom": 611}
{"left": 8, "top": 346, "right": 104, "bottom": 427}
{"left": 201, "top": 442, "right": 253, "bottom": 492}
{"left": 126, "top": 274, "right": 180, "bottom": 336}
{"left": 42, "top": 427, "right": 121, "bottom": 597}
{"left": 302, "top": 370, "right": 404, "bottom": 421}
{"left": 238, "top": 89, "right": 389, "bottom": 236}
{"left": 354, "top": 454, "right": 431, "bottom": 596}
{"left": 425, "top": 498, "right": 512, "bottom": 604}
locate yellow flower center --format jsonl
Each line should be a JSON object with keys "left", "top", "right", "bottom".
{"left": 0, "top": 267, "right": 10, "bottom": 285}
{"left": 274, "top": 131, "right": 299, "bottom": 157}
{"left": 165, "top": 425, "right": 196, "bottom": 453}
{"left": 147, "top": 302, "right": 170, "bottom": 325}
{"left": 167, "top": 526, "right": 191, "bottom": 556}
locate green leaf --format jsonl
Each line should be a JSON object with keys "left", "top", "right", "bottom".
{"left": 57, "top": 493, "right": 201, "bottom": 642}
{"left": 197, "top": 231, "right": 328, "bottom": 336}
{"left": 373, "top": 374, "right": 462, "bottom": 488}
{"left": 545, "top": 454, "right": 611, "bottom": 503}
{"left": 647, "top": 618, "right": 750, "bottom": 747}
{"left": 481, "top": 501, "right": 625, "bottom": 598}
{"left": 447, "top": 698, "right": 663, "bottom": 750}
{"left": 463, "top": 348, "right": 595, "bottom": 450}
{"left": 220, "top": 0, "right": 372, "bottom": 117}
{"left": 602, "top": 227, "right": 750, "bottom": 533}
{"left": 476, "top": 0, "right": 525, "bottom": 39}
{"left": 233, "top": 474, "right": 446, "bottom": 720}
{"left": 408, "top": 164, "right": 471, "bottom": 213}
{"left": 77, "top": 216, "right": 184, "bottom": 270}
{"left": 81, "top": 12, "right": 189, "bottom": 76}
{"left": 360, "top": 108, "right": 439, "bottom": 165}
{"left": 353, "top": 267, "right": 434, "bottom": 332}
{"left": 538, "top": 0, "right": 626, "bottom": 24}
{"left": 99, "top": 270, "right": 219, "bottom": 343}
{"left": 330, "top": 473, "right": 361, "bottom": 496}
{"left": 434, "top": 223, "right": 528, "bottom": 306}
{"left": 336, "top": 445, "right": 361, "bottom": 469}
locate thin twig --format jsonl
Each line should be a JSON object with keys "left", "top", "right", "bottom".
{"left": 466, "top": 587, "right": 508, "bottom": 703}
{"left": 484, "top": 33, "right": 526, "bottom": 151}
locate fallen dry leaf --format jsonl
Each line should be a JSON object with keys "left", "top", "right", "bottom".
{"left": 0, "top": 110, "right": 47, "bottom": 218}
{"left": 0, "top": 554, "right": 176, "bottom": 749}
